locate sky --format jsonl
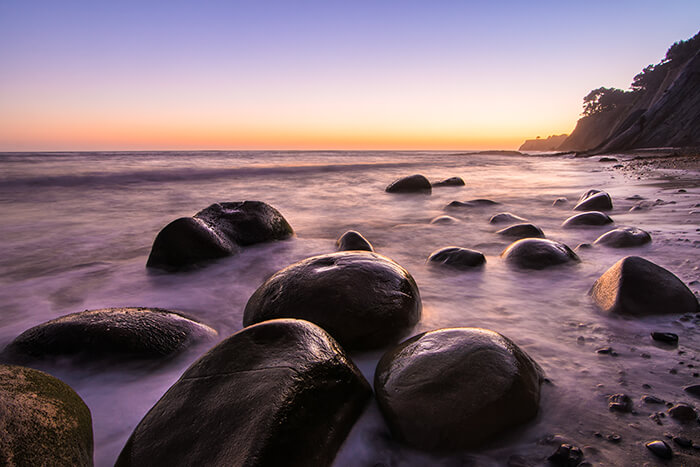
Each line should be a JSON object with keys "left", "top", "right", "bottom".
{"left": 1, "top": 1, "right": 698, "bottom": 151}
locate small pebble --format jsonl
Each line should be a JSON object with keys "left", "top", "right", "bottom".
{"left": 609, "top": 394, "right": 633, "bottom": 413}
{"left": 673, "top": 436, "right": 693, "bottom": 448}
{"left": 641, "top": 353, "right": 651, "bottom": 359}
{"left": 651, "top": 332, "right": 679, "bottom": 344}
{"left": 646, "top": 440, "right": 673, "bottom": 459}
{"left": 547, "top": 443, "right": 584, "bottom": 467}
{"left": 607, "top": 434, "right": 621, "bottom": 443}
{"left": 670, "top": 369, "right": 678, "bottom": 375}
{"left": 642, "top": 395, "right": 665, "bottom": 404}
{"left": 596, "top": 347, "right": 617, "bottom": 356}
{"left": 668, "top": 403, "right": 697, "bottom": 422}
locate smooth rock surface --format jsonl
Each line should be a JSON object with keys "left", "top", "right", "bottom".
{"left": 496, "top": 223, "right": 545, "bottom": 239}
{"left": 116, "top": 319, "right": 371, "bottom": 467}
{"left": 374, "top": 327, "right": 543, "bottom": 450}
{"left": 336, "top": 230, "right": 374, "bottom": 252}
{"left": 385, "top": 174, "right": 432, "bottom": 194}
{"left": 194, "top": 201, "right": 294, "bottom": 246}
{"left": 243, "top": 252, "right": 422, "bottom": 349}
{"left": 445, "top": 199, "right": 499, "bottom": 209}
{"left": 646, "top": 440, "right": 673, "bottom": 459}
{"left": 574, "top": 190, "right": 613, "bottom": 211}
{"left": 428, "top": 247, "right": 486, "bottom": 270}
{"left": 0, "top": 365, "right": 93, "bottom": 467}
{"left": 430, "top": 215, "right": 460, "bottom": 225}
{"left": 432, "top": 176, "right": 465, "bottom": 187}
{"left": 501, "top": 238, "right": 579, "bottom": 270}
{"left": 562, "top": 211, "right": 614, "bottom": 228}
{"left": 2, "top": 308, "right": 217, "bottom": 363}
{"left": 489, "top": 212, "right": 527, "bottom": 224}
{"left": 590, "top": 256, "right": 698, "bottom": 315}
{"left": 594, "top": 227, "right": 651, "bottom": 248}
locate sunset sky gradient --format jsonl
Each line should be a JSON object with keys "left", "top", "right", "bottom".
{"left": 1, "top": 1, "right": 699, "bottom": 151}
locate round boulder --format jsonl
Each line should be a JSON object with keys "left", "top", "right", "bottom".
{"left": 385, "top": 174, "right": 432, "bottom": 194}
{"left": 562, "top": 211, "right": 613, "bottom": 228}
{"left": 194, "top": 201, "right": 294, "bottom": 246}
{"left": 3, "top": 307, "right": 218, "bottom": 364}
{"left": 574, "top": 190, "right": 613, "bottom": 211}
{"left": 590, "top": 256, "right": 698, "bottom": 315}
{"left": 432, "top": 177, "right": 465, "bottom": 187}
{"left": 374, "top": 327, "right": 544, "bottom": 450}
{"left": 594, "top": 227, "right": 651, "bottom": 248}
{"left": 445, "top": 199, "right": 499, "bottom": 209}
{"left": 489, "top": 212, "right": 527, "bottom": 224}
{"left": 243, "top": 252, "right": 421, "bottom": 349}
{"left": 496, "top": 223, "right": 544, "bottom": 239}
{"left": 336, "top": 230, "right": 374, "bottom": 252}
{"left": 430, "top": 215, "right": 460, "bottom": 225}
{"left": 501, "top": 238, "right": 579, "bottom": 270}
{"left": 0, "top": 365, "right": 93, "bottom": 466}
{"left": 116, "top": 319, "right": 371, "bottom": 467}
{"left": 428, "top": 247, "right": 486, "bottom": 270}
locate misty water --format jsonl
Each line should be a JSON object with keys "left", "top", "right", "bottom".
{"left": 0, "top": 151, "right": 698, "bottom": 466}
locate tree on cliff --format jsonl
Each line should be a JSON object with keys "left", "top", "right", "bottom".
{"left": 582, "top": 87, "right": 635, "bottom": 116}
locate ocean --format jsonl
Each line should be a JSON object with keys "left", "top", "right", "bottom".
{"left": 0, "top": 150, "right": 698, "bottom": 465}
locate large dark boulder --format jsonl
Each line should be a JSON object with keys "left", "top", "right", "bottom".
{"left": 116, "top": 319, "right": 371, "bottom": 467}
{"left": 194, "top": 201, "right": 293, "bottom": 246}
{"left": 489, "top": 212, "right": 527, "bottom": 224}
{"left": 432, "top": 176, "right": 465, "bottom": 187}
{"left": 147, "top": 201, "right": 293, "bottom": 270}
{"left": 496, "top": 223, "right": 545, "bottom": 239}
{"left": 428, "top": 247, "right": 486, "bottom": 270}
{"left": 574, "top": 190, "right": 613, "bottom": 211}
{"left": 146, "top": 217, "right": 237, "bottom": 269}
{"left": 243, "top": 252, "right": 421, "bottom": 349}
{"left": 336, "top": 230, "right": 374, "bottom": 252}
{"left": 385, "top": 174, "right": 432, "bottom": 194}
{"left": 2, "top": 307, "right": 217, "bottom": 364}
{"left": 0, "top": 365, "right": 93, "bottom": 466}
{"left": 594, "top": 227, "right": 651, "bottom": 248}
{"left": 501, "top": 238, "right": 579, "bottom": 270}
{"left": 374, "top": 327, "right": 544, "bottom": 451}
{"left": 562, "top": 211, "right": 613, "bottom": 228}
{"left": 590, "top": 256, "right": 698, "bottom": 315}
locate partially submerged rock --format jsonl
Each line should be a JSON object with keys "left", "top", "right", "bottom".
{"left": 574, "top": 190, "right": 613, "bottom": 211}
{"left": 489, "top": 212, "right": 527, "bottom": 224}
{"left": 445, "top": 199, "right": 500, "bottom": 209}
{"left": 428, "top": 247, "right": 486, "bottom": 270}
{"left": 432, "top": 176, "right": 465, "bottom": 187}
{"left": 336, "top": 230, "right": 374, "bottom": 252}
{"left": 562, "top": 211, "right": 613, "bottom": 228}
{"left": 0, "top": 365, "right": 93, "bottom": 467}
{"left": 501, "top": 238, "right": 579, "bottom": 270}
{"left": 374, "top": 327, "right": 543, "bottom": 450}
{"left": 430, "top": 215, "right": 460, "bottom": 225}
{"left": 243, "top": 252, "right": 422, "bottom": 349}
{"left": 590, "top": 256, "right": 698, "bottom": 315}
{"left": 116, "top": 319, "right": 371, "bottom": 467}
{"left": 385, "top": 174, "right": 431, "bottom": 194}
{"left": 496, "top": 223, "right": 545, "bottom": 239}
{"left": 147, "top": 201, "right": 293, "bottom": 270}
{"left": 2, "top": 307, "right": 217, "bottom": 364}
{"left": 594, "top": 227, "right": 651, "bottom": 248}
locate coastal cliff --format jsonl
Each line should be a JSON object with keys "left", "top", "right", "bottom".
{"left": 519, "top": 134, "right": 568, "bottom": 151}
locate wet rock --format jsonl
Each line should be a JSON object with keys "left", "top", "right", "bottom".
{"left": 548, "top": 443, "right": 584, "bottom": 466}
{"left": 599, "top": 157, "right": 618, "bottom": 162}
{"left": 673, "top": 436, "right": 693, "bottom": 448}
{"left": 0, "top": 365, "right": 93, "bottom": 466}
{"left": 2, "top": 307, "right": 217, "bottom": 364}
{"left": 374, "top": 327, "right": 543, "bottom": 450}
{"left": 590, "top": 256, "right": 698, "bottom": 316}
{"left": 385, "top": 174, "right": 432, "bottom": 194}
{"left": 432, "top": 176, "right": 465, "bottom": 187}
{"left": 596, "top": 347, "right": 617, "bottom": 356}
{"left": 147, "top": 201, "right": 293, "bottom": 270}
{"left": 651, "top": 332, "right": 679, "bottom": 344}
{"left": 646, "top": 440, "right": 673, "bottom": 459}
{"left": 116, "top": 319, "right": 371, "bottom": 467}
{"left": 489, "top": 212, "right": 527, "bottom": 224}
{"left": 684, "top": 385, "right": 700, "bottom": 398}
{"left": 561, "top": 211, "right": 613, "bottom": 228}
{"left": 594, "top": 227, "right": 651, "bottom": 248}
{"left": 608, "top": 393, "right": 633, "bottom": 412}
{"left": 552, "top": 197, "right": 568, "bottom": 207}
{"left": 642, "top": 395, "right": 665, "bottom": 404}
{"left": 430, "top": 215, "right": 460, "bottom": 225}
{"left": 668, "top": 403, "right": 697, "bottom": 422}
{"left": 496, "top": 223, "right": 545, "bottom": 239}
{"left": 574, "top": 190, "right": 613, "bottom": 211}
{"left": 243, "top": 252, "right": 421, "bottom": 350}
{"left": 445, "top": 199, "right": 500, "bottom": 209}
{"left": 336, "top": 230, "right": 374, "bottom": 252}
{"left": 428, "top": 247, "right": 486, "bottom": 270}
{"left": 501, "top": 238, "right": 579, "bottom": 270}
{"left": 607, "top": 434, "right": 622, "bottom": 443}
{"left": 575, "top": 243, "right": 593, "bottom": 252}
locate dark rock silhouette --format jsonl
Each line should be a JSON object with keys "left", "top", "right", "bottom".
{"left": 594, "top": 227, "right": 651, "bottom": 247}
{"left": 116, "top": 319, "right": 371, "bottom": 467}
{"left": 496, "top": 223, "right": 544, "bottom": 239}
{"left": 518, "top": 134, "right": 568, "bottom": 151}
{"left": 428, "top": 247, "right": 486, "bottom": 270}
{"left": 385, "top": 174, "right": 431, "bottom": 194}
{"left": 0, "top": 365, "right": 93, "bottom": 467}
{"left": 445, "top": 199, "right": 500, "bottom": 209}
{"left": 562, "top": 211, "right": 613, "bottom": 228}
{"left": 2, "top": 307, "right": 217, "bottom": 364}
{"left": 590, "top": 256, "right": 698, "bottom": 315}
{"left": 336, "top": 230, "right": 374, "bottom": 252}
{"left": 501, "top": 238, "right": 579, "bottom": 270}
{"left": 432, "top": 176, "right": 465, "bottom": 187}
{"left": 574, "top": 190, "right": 613, "bottom": 211}
{"left": 194, "top": 201, "right": 293, "bottom": 246}
{"left": 243, "top": 252, "right": 421, "bottom": 349}
{"left": 374, "top": 327, "right": 543, "bottom": 450}
{"left": 489, "top": 212, "right": 527, "bottom": 224}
